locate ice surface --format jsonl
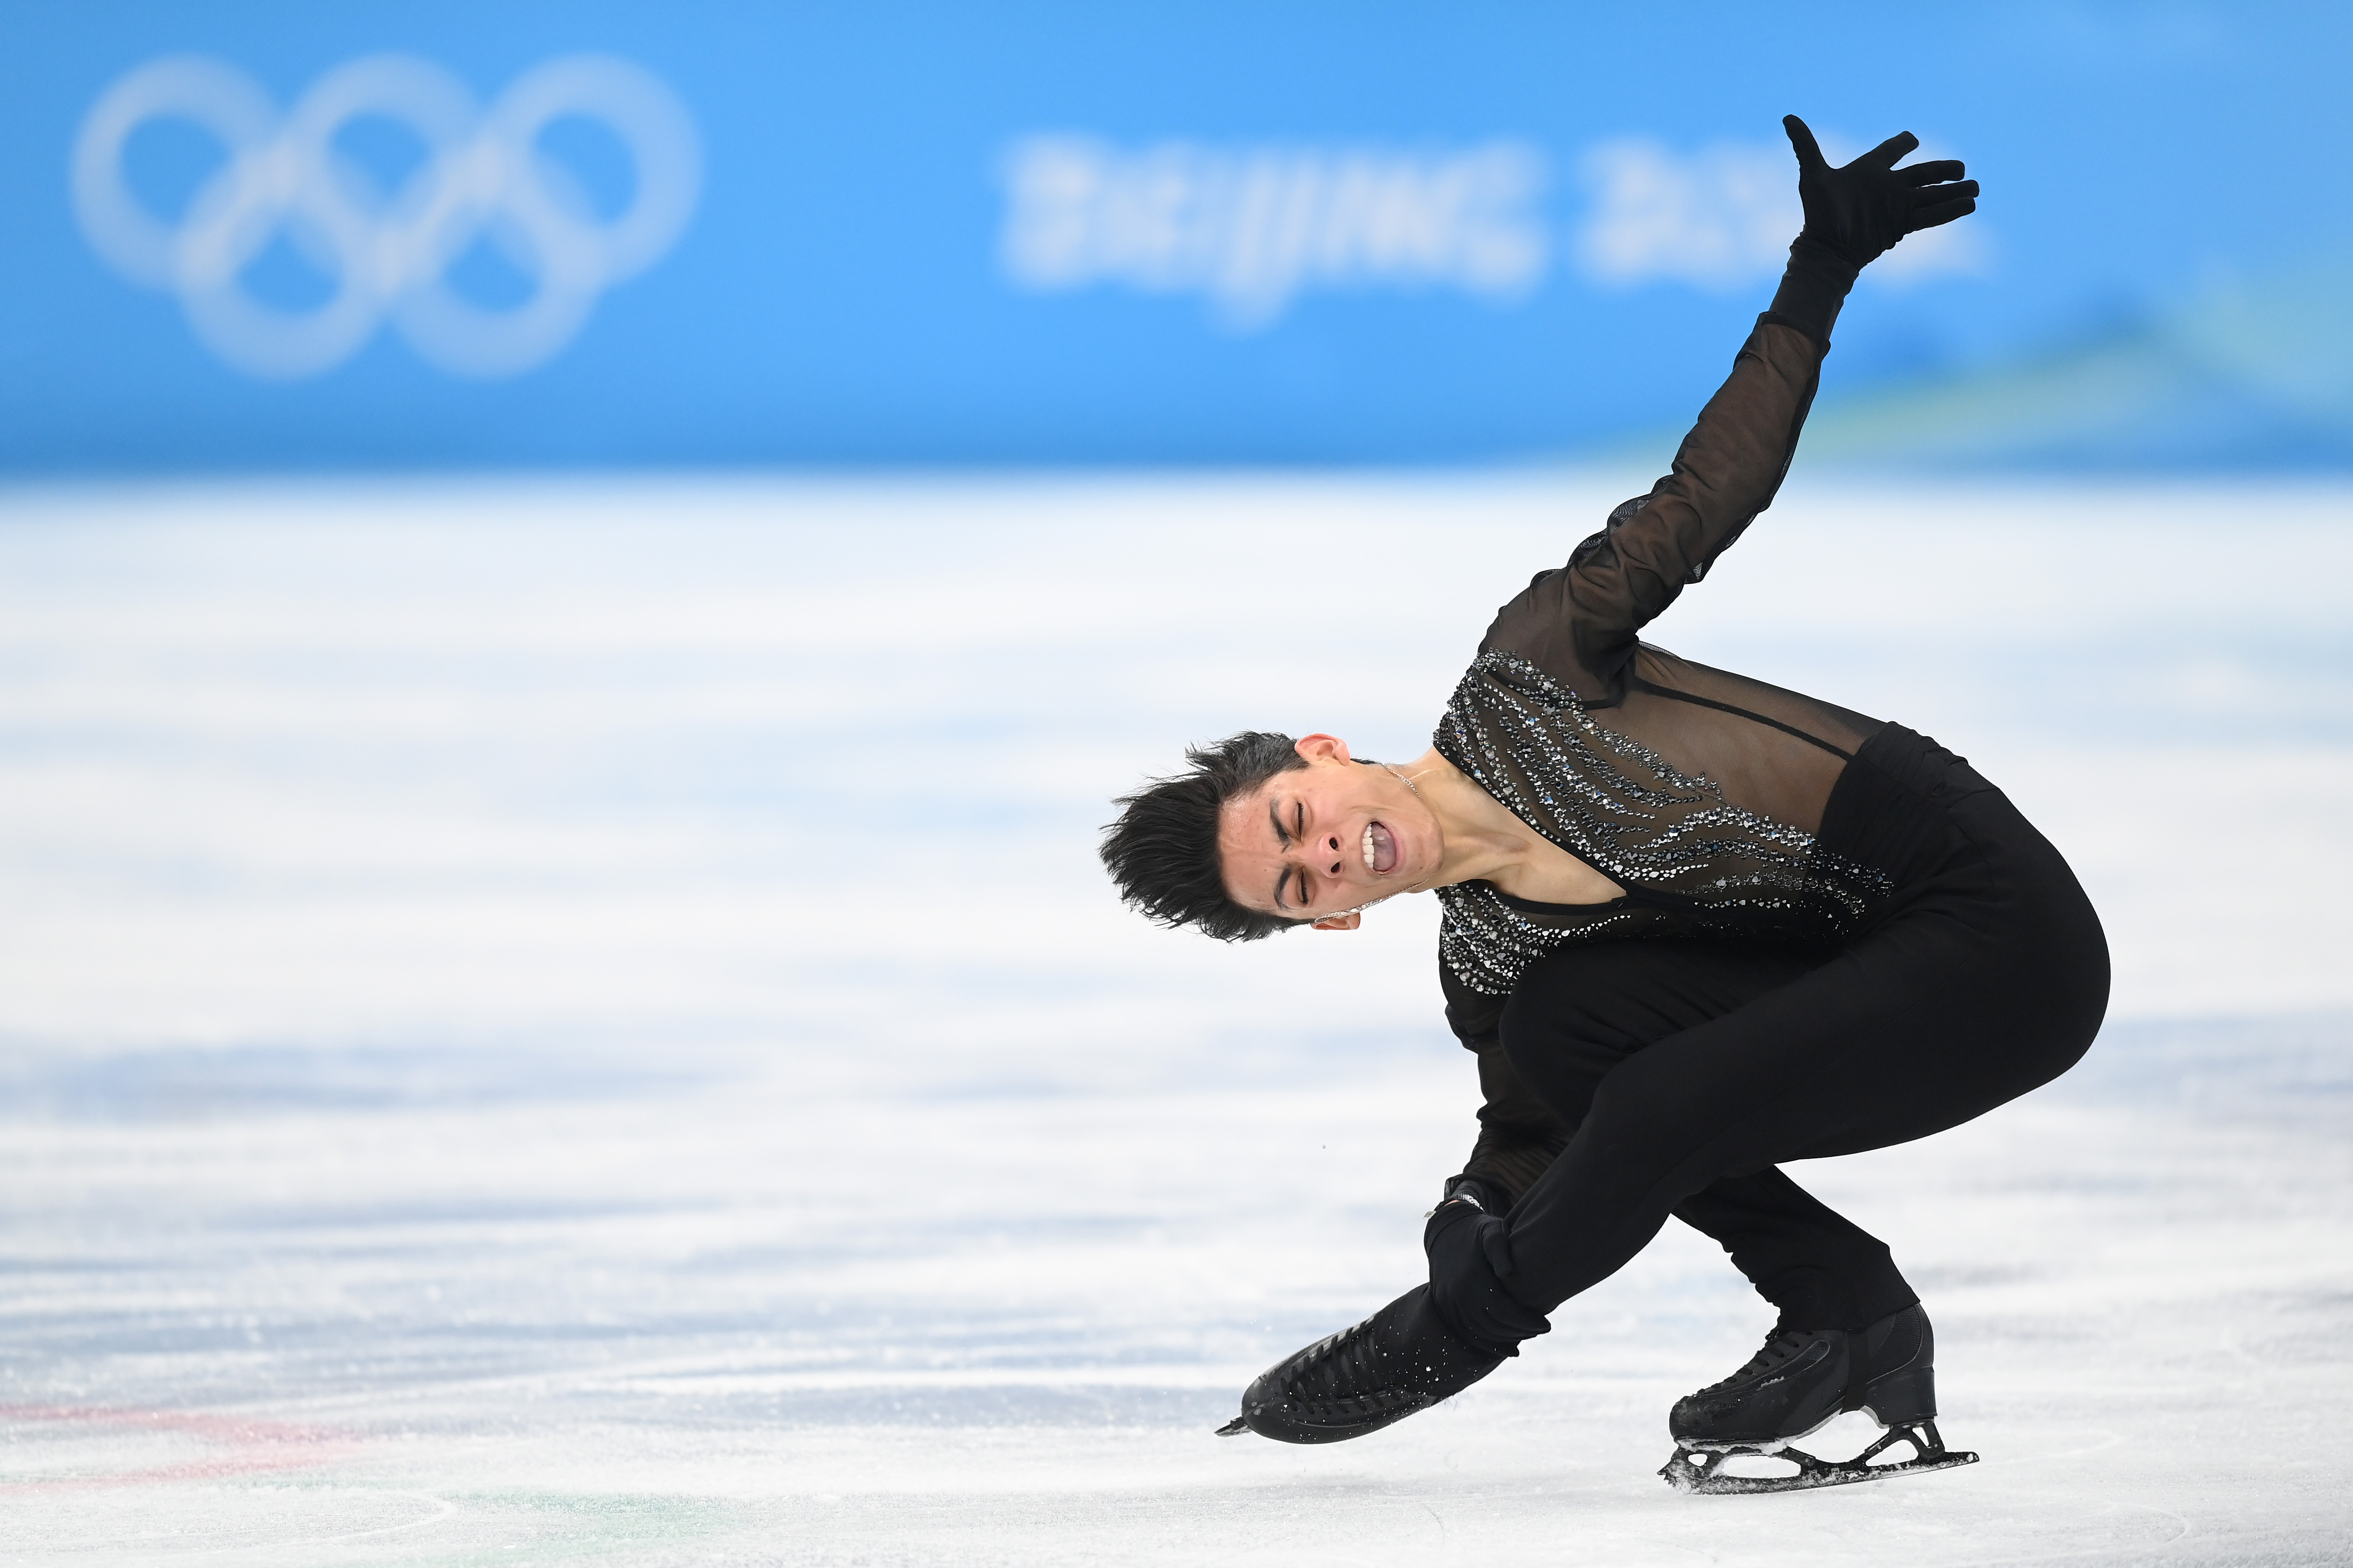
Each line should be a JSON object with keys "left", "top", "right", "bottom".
{"left": 1, "top": 477, "right": 2349, "bottom": 1564}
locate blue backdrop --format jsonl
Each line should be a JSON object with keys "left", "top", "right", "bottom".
{"left": 4, "top": 1, "right": 2349, "bottom": 470}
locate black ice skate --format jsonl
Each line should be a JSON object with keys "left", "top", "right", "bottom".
{"left": 1215, "top": 1284, "right": 1504, "bottom": 1443}
{"left": 1659, "top": 1304, "right": 1978, "bottom": 1494}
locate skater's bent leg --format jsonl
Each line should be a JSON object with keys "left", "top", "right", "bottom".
{"left": 1441, "top": 853, "right": 2104, "bottom": 1345}
{"left": 1499, "top": 939, "right": 1820, "bottom": 1126}
{"left": 1672, "top": 1168, "right": 1916, "bottom": 1329}
{"left": 1501, "top": 941, "right": 1916, "bottom": 1326}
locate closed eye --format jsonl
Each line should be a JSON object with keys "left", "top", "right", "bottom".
{"left": 1270, "top": 801, "right": 1311, "bottom": 911}
{"left": 1289, "top": 807, "right": 1309, "bottom": 909}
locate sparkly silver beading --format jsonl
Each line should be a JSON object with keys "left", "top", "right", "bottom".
{"left": 1432, "top": 649, "right": 1890, "bottom": 995}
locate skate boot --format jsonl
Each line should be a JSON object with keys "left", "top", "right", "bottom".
{"left": 1660, "top": 1304, "right": 1978, "bottom": 1494}
{"left": 1215, "top": 1284, "right": 1504, "bottom": 1443}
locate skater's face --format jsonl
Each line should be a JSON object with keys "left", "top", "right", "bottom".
{"left": 1216, "top": 734, "right": 1440, "bottom": 931}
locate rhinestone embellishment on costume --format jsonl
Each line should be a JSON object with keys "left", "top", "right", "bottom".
{"left": 1432, "top": 649, "right": 1889, "bottom": 995}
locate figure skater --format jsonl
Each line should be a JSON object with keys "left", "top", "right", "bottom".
{"left": 1098, "top": 116, "right": 2106, "bottom": 1492}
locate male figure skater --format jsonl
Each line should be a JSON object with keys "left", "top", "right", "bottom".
{"left": 1098, "top": 117, "right": 2108, "bottom": 1493}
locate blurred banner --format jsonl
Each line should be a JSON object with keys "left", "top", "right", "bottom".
{"left": 3, "top": 2, "right": 2349, "bottom": 470}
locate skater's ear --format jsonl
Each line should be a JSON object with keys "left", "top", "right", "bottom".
{"left": 1294, "top": 733, "right": 1352, "bottom": 765}
{"left": 1310, "top": 912, "right": 1362, "bottom": 932}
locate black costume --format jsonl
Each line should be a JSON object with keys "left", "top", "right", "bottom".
{"left": 1436, "top": 723, "right": 2105, "bottom": 1350}
{"left": 1422, "top": 310, "right": 2109, "bottom": 1348}
{"left": 1220, "top": 122, "right": 2104, "bottom": 1476}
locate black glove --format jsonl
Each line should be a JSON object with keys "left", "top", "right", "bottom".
{"left": 1424, "top": 1195, "right": 1550, "bottom": 1357}
{"left": 1784, "top": 114, "right": 1978, "bottom": 271}
{"left": 1766, "top": 116, "right": 1979, "bottom": 348}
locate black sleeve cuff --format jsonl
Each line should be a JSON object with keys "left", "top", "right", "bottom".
{"left": 1443, "top": 1173, "right": 1513, "bottom": 1213}
{"left": 1763, "top": 236, "right": 1860, "bottom": 352}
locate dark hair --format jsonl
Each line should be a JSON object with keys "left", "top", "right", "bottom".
{"left": 1100, "top": 730, "right": 1313, "bottom": 942}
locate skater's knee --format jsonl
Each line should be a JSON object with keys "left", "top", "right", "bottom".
{"left": 1499, "top": 956, "right": 1636, "bottom": 1065}
{"left": 1499, "top": 943, "right": 1696, "bottom": 1065}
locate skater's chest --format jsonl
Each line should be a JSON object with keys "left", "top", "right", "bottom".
{"left": 1480, "top": 830, "right": 1625, "bottom": 907}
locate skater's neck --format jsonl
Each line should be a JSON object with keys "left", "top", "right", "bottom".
{"left": 1409, "top": 748, "right": 1626, "bottom": 908}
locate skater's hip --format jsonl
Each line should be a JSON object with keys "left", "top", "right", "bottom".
{"left": 1820, "top": 725, "right": 1998, "bottom": 884}
{"left": 1824, "top": 725, "right": 2070, "bottom": 897}
{"left": 1821, "top": 723, "right": 2109, "bottom": 1047}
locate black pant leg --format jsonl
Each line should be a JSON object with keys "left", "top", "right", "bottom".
{"left": 1490, "top": 782, "right": 2106, "bottom": 1329}
{"left": 1674, "top": 1169, "right": 1916, "bottom": 1329}
{"left": 1501, "top": 940, "right": 1917, "bottom": 1329}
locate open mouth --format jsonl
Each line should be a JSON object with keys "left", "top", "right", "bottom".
{"left": 1362, "top": 821, "right": 1399, "bottom": 875}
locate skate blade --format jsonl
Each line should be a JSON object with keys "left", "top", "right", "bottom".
{"left": 1660, "top": 1422, "right": 1978, "bottom": 1495}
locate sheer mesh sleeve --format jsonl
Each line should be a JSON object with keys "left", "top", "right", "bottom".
{"left": 1479, "top": 316, "right": 1827, "bottom": 698}
{"left": 1453, "top": 1047, "right": 1570, "bottom": 1210}
{"left": 1444, "top": 957, "right": 1569, "bottom": 1209}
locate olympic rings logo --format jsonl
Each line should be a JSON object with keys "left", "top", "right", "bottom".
{"left": 72, "top": 54, "right": 701, "bottom": 379}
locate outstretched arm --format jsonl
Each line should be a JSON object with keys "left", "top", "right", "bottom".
{"left": 1480, "top": 117, "right": 1979, "bottom": 699}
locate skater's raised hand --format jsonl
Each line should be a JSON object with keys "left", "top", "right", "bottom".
{"left": 1783, "top": 114, "right": 1978, "bottom": 270}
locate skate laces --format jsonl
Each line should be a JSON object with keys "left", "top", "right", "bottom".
{"left": 1707, "top": 1326, "right": 1819, "bottom": 1392}
{"left": 1289, "top": 1314, "right": 1380, "bottom": 1398}
{"left": 1286, "top": 1312, "right": 1434, "bottom": 1414}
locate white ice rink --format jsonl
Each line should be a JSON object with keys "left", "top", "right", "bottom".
{"left": 2, "top": 476, "right": 2349, "bottom": 1565}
